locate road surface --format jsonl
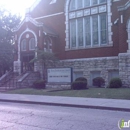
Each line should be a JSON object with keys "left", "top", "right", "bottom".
{"left": 0, "top": 102, "right": 129, "bottom": 130}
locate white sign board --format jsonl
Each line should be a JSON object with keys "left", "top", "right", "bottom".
{"left": 47, "top": 68, "right": 72, "bottom": 83}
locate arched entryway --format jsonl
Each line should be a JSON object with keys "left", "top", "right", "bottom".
{"left": 18, "top": 28, "right": 37, "bottom": 73}
{"left": 21, "top": 52, "right": 35, "bottom": 73}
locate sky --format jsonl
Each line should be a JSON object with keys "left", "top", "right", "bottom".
{"left": 0, "top": 0, "right": 36, "bottom": 17}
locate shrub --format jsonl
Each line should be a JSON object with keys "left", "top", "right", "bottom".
{"left": 75, "top": 77, "right": 87, "bottom": 82}
{"left": 33, "top": 80, "right": 46, "bottom": 89}
{"left": 108, "top": 78, "right": 122, "bottom": 88}
{"left": 93, "top": 77, "right": 105, "bottom": 87}
{"left": 71, "top": 77, "right": 87, "bottom": 90}
{"left": 71, "top": 81, "right": 87, "bottom": 90}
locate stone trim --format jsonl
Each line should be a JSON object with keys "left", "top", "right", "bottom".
{"left": 34, "top": 12, "right": 64, "bottom": 20}
{"left": 13, "top": 61, "right": 21, "bottom": 74}
{"left": 65, "top": 44, "right": 113, "bottom": 51}
{"left": 118, "top": 0, "right": 130, "bottom": 11}
{"left": 61, "top": 56, "right": 118, "bottom": 62}
{"left": 13, "top": 16, "right": 43, "bottom": 32}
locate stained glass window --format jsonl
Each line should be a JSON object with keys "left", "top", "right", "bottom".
{"left": 69, "top": 0, "right": 108, "bottom": 48}
{"left": 70, "top": 20, "right": 76, "bottom": 47}
{"left": 85, "top": 17, "right": 91, "bottom": 45}
{"left": 69, "top": 0, "right": 106, "bottom": 11}
{"left": 92, "top": 15, "right": 98, "bottom": 45}
{"left": 92, "top": 0, "right": 98, "bottom": 5}
{"left": 84, "top": 0, "right": 90, "bottom": 7}
{"left": 29, "top": 38, "right": 35, "bottom": 50}
{"left": 99, "top": 0, "right": 106, "bottom": 4}
{"left": 21, "top": 39, "right": 26, "bottom": 51}
{"left": 44, "top": 37, "right": 52, "bottom": 52}
{"left": 69, "top": 0, "right": 76, "bottom": 11}
{"left": 77, "top": 18, "right": 83, "bottom": 46}
{"left": 77, "top": 0, "right": 83, "bottom": 9}
{"left": 100, "top": 14, "right": 107, "bottom": 44}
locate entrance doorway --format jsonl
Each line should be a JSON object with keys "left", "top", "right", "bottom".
{"left": 21, "top": 53, "right": 35, "bottom": 73}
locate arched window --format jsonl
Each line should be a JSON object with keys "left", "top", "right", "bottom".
{"left": 44, "top": 37, "right": 52, "bottom": 52}
{"left": 29, "top": 38, "right": 35, "bottom": 50}
{"left": 21, "top": 39, "right": 26, "bottom": 51}
{"left": 69, "top": 0, "right": 108, "bottom": 49}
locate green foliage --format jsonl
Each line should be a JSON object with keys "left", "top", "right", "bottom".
{"left": 108, "top": 78, "right": 122, "bottom": 88}
{"left": 30, "top": 50, "right": 58, "bottom": 79}
{"left": 0, "top": 8, "right": 21, "bottom": 75}
{"left": 75, "top": 77, "right": 87, "bottom": 82}
{"left": 30, "top": 50, "right": 58, "bottom": 64}
{"left": 71, "top": 81, "right": 87, "bottom": 90}
{"left": 93, "top": 77, "right": 105, "bottom": 87}
{"left": 0, "top": 9, "right": 21, "bottom": 44}
{"left": 33, "top": 80, "right": 46, "bottom": 89}
{"left": 71, "top": 77, "right": 87, "bottom": 90}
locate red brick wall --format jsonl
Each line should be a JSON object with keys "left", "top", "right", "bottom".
{"left": 118, "top": 5, "right": 130, "bottom": 53}
{"left": 31, "top": 0, "right": 65, "bottom": 18}
{"left": 14, "top": 21, "right": 44, "bottom": 60}
{"left": 22, "top": 0, "right": 130, "bottom": 60}
{"left": 111, "top": 0, "right": 129, "bottom": 54}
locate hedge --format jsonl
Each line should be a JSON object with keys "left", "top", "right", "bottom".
{"left": 108, "top": 78, "right": 122, "bottom": 88}
{"left": 71, "top": 77, "right": 87, "bottom": 90}
{"left": 93, "top": 77, "right": 105, "bottom": 87}
{"left": 33, "top": 80, "right": 46, "bottom": 89}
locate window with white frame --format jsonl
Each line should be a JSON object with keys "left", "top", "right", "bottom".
{"left": 44, "top": 37, "right": 52, "bottom": 52}
{"left": 21, "top": 39, "right": 26, "bottom": 51}
{"left": 69, "top": 0, "right": 107, "bottom": 49}
{"left": 69, "top": 0, "right": 106, "bottom": 10}
{"left": 29, "top": 38, "right": 35, "bottom": 50}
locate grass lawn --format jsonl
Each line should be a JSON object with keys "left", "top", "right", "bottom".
{"left": 4, "top": 88, "right": 130, "bottom": 100}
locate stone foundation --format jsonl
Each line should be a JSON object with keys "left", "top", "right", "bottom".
{"left": 59, "top": 57, "right": 119, "bottom": 87}
{"left": 16, "top": 52, "right": 130, "bottom": 88}
{"left": 119, "top": 53, "right": 130, "bottom": 87}
{"left": 34, "top": 56, "right": 119, "bottom": 87}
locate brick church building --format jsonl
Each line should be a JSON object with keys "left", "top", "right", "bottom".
{"left": 13, "top": 0, "right": 130, "bottom": 87}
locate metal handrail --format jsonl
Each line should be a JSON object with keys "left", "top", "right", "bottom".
{"left": 0, "top": 70, "right": 13, "bottom": 86}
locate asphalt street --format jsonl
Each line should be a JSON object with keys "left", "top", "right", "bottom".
{"left": 0, "top": 102, "right": 129, "bottom": 130}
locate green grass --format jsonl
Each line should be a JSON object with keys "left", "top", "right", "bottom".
{"left": 4, "top": 88, "right": 130, "bottom": 100}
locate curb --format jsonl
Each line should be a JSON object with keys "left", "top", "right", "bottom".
{"left": 0, "top": 99, "right": 130, "bottom": 112}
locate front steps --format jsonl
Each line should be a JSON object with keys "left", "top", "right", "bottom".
{"left": 0, "top": 71, "right": 40, "bottom": 91}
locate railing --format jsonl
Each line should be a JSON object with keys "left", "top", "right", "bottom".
{"left": 17, "top": 71, "right": 40, "bottom": 88}
{"left": 0, "top": 70, "right": 40, "bottom": 90}
{"left": 0, "top": 70, "right": 13, "bottom": 87}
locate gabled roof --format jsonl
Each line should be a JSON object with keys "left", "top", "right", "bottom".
{"left": 13, "top": 16, "right": 43, "bottom": 32}
{"left": 13, "top": 15, "right": 58, "bottom": 37}
{"left": 29, "top": 0, "right": 57, "bottom": 12}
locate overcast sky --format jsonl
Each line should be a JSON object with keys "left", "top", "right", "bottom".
{"left": 0, "top": 0, "right": 36, "bottom": 17}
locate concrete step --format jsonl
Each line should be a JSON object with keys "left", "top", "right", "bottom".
{"left": 0, "top": 72, "right": 40, "bottom": 90}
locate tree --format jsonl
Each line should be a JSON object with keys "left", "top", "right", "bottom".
{"left": 30, "top": 50, "right": 58, "bottom": 80}
{"left": 0, "top": 8, "right": 21, "bottom": 76}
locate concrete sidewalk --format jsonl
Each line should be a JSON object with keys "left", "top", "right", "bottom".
{"left": 0, "top": 93, "right": 129, "bottom": 112}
